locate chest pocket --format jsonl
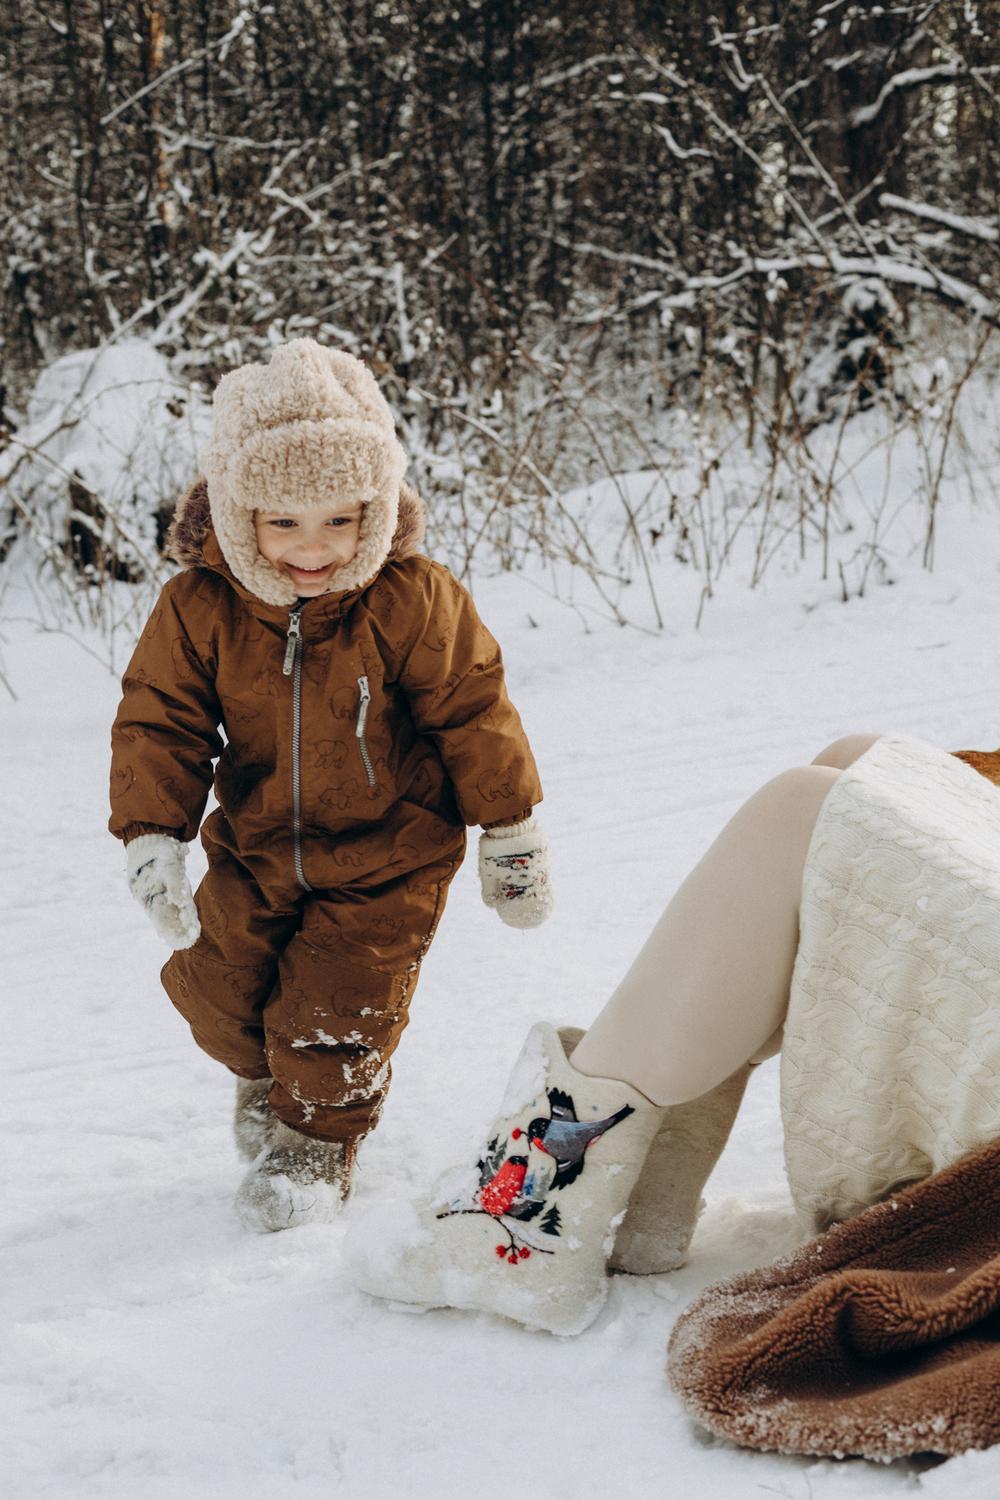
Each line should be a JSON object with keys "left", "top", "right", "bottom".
{"left": 309, "top": 642, "right": 383, "bottom": 814}
{"left": 351, "top": 639, "right": 395, "bottom": 794}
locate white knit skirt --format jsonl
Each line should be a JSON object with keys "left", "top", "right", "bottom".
{"left": 781, "top": 733, "right": 1000, "bottom": 1232}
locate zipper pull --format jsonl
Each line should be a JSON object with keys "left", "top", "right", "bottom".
{"left": 356, "top": 675, "right": 371, "bottom": 737}
{"left": 282, "top": 608, "right": 303, "bottom": 676}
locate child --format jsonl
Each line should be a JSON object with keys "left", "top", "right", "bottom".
{"left": 109, "top": 338, "right": 551, "bottom": 1231}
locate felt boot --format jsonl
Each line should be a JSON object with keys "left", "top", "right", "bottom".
{"left": 344, "top": 1022, "right": 661, "bottom": 1335}
{"left": 235, "top": 1120, "right": 355, "bottom": 1232}
{"left": 233, "top": 1076, "right": 278, "bottom": 1162}
{"left": 608, "top": 1059, "right": 751, "bottom": 1274}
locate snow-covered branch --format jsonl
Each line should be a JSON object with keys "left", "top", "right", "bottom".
{"left": 748, "top": 251, "right": 997, "bottom": 320}
{"left": 552, "top": 238, "right": 674, "bottom": 275}
{"left": 150, "top": 229, "right": 275, "bottom": 348}
{"left": 880, "top": 193, "right": 999, "bottom": 243}
{"left": 514, "top": 53, "right": 625, "bottom": 100}
{"left": 650, "top": 123, "right": 712, "bottom": 162}
{"left": 559, "top": 242, "right": 996, "bottom": 325}
{"left": 850, "top": 63, "right": 1000, "bottom": 127}
{"left": 100, "top": 7, "right": 271, "bottom": 127}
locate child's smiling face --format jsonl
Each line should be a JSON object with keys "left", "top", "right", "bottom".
{"left": 254, "top": 502, "right": 364, "bottom": 596}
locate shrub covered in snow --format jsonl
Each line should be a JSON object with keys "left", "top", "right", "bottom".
{"left": 1, "top": 340, "right": 210, "bottom": 593}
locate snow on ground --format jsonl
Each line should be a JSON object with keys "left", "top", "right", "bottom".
{"left": 4, "top": 480, "right": 1000, "bottom": 1499}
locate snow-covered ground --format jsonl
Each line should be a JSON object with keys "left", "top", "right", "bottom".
{"left": 5, "top": 478, "right": 1000, "bottom": 1498}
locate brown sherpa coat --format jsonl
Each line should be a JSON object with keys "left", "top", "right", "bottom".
{"left": 109, "top": 477, "right": 543, "bottom": 886}
{"left": 668, "top": 1134, "right": 1000, "bottom": 1460}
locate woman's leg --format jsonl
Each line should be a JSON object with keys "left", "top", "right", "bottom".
{"left": 344, "top": 761, "right": 846, "bottom": 1324}
{"left": 570, "top": 765, "right": 840, "bottom": 1105}
{"left": 812, "top": 732, "right": 880, "bottom": 770}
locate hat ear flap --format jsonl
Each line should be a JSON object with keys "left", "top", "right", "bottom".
{"left": 200, "top": 340, "right": 408, "bottom": 605}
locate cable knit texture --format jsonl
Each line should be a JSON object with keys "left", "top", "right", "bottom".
{"left": 781, "top": 732, "right": 1000, "bottom": 1232}
{"left": 478, "top": 817, "right": 553, "bottom": 928}
{"left": 125, "top": 832, "right": 201, "bottom": 949}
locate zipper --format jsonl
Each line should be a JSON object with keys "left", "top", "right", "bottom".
{"left": 281, "top": 609, "right": 302, "bottom": 676}
{"left": 356, "top": 675, "right": 376, "bottom": 787}
{"left": 283, "top": 605, "right": 312, "bottom": 892}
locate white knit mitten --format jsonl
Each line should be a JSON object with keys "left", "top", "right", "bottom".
{"left": 478, "top": 817, "right": 553, "bottom": 929}
{"left": 126, "top": 833, "right": 201, "bottom": 950}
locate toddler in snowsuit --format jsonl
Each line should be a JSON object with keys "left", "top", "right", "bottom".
{"left": 109, "top": 339, "right": 550, "bottom": 1230}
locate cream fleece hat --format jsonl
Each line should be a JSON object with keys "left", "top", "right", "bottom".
{"left": 200, "top": 338, "right": 408, "bottom": 606}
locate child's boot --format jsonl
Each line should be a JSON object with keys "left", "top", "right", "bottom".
{"left": 343, "top": 1022, "right": 661, "bottom": 1335}
{"left": 607, "top": 1059, "right": 751, "bottom": 1274}
{"left": 233, "top": 1076, "right": 277, "bottom": 1161}
{"left": 235, "top": 1121, "right": 355, "bottom": 1231}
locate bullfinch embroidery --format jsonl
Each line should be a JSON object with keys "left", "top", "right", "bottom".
{"left": 438, "top": 1087, "right": 635, "bottom": 1265}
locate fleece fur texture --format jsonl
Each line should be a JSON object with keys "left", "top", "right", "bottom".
{"left": 668, "top": 1135, "right": 1000, "bottom": 1459}
{"left": 199, "top": 339, "right": 408, "bottom": 607}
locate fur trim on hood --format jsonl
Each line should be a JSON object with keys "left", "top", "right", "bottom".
{"left": 166, "top": 474, "right": 427, "bottom": 587}
{"left": 198, "top": 339, "right": 409, "bottom": 606}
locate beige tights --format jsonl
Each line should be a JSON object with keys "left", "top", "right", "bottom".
{"left": 571, "top": 734, "right": 880, "bottom": 1106}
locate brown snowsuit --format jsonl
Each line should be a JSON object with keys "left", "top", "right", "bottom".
{"left": 109, "top": 479, "right": 543, "bottom": 1142}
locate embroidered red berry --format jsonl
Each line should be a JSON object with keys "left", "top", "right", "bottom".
{"left": 511, "top": 1128, "right": 523, "bottom": 1140}
{"left": 495, "top": 1244, "right": 507, "bottom": 1257}
{"left": 518, "top": 1247, "right": 531, "bottom": 1259}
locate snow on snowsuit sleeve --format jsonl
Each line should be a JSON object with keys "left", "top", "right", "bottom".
{"left": 387, "top": 560, "right": 543, "bottom": 827}
{"left": 109, "top": 575, "right": 224, "bottom": 844}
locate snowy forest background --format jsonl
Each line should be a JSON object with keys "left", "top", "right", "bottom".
{"left": 1, "top": 0, "right": 998, "bottom": 644}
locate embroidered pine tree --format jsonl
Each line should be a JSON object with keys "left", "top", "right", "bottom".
{"left": 540, "top": 1203, "right": 562, "bottom": 1237}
